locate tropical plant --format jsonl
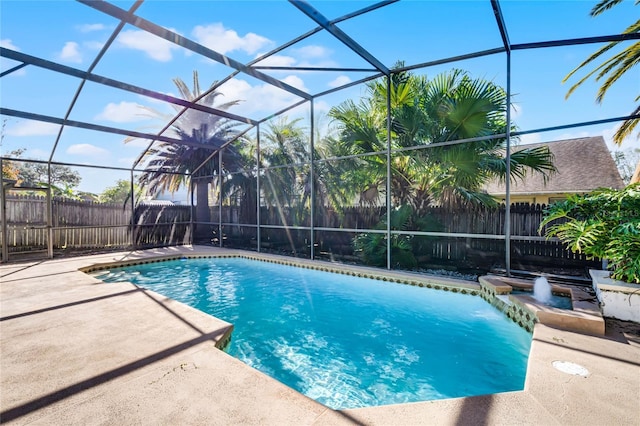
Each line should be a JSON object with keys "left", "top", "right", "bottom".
{"left": 539, "top": 184, "right": 640, "bottom": 283}
{"left": 353, "top": 204, "right": 440, "bottom": 268}
{"left": 259, "top": 117, "right": 310, "bottom": 225}
{"left": 244, "top": 115, "right": 350, "bottom": 228}
{"left": 328, "top": 68, "right": 556, "bottom": 212}
{"left": 327, "top": 68, "right": 557, "bottom": 268}
{"left": 132, "top": 71, "right": 245, "bottom": 236}
{"left": 563, "top": 0, "right": 639, "bottom": 145}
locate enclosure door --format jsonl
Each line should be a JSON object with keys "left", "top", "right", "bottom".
{"left": 2, "top": 187, "right": 51, "bottom": 262}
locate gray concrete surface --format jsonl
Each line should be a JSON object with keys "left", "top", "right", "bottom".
{"left": 1, "top": 246, "right": 639, "bottom": 425}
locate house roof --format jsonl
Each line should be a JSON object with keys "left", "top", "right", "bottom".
{"left": 484, "top": 136, "right": 625, "bottom": 196}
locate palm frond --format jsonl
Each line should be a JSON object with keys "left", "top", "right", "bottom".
{"left": 563, "top": 41, "right": 620, "bottom": 97}
{"left": 591, "top": 0, "right": 625, "bottom": 16}
{"left": 563, "top": 1, "right": 638, "bottom": 131}
{"left": 595, "top": 42, "right": 640, "bottom": 103}
{"left": 614, "top": 105, "right": 640, "bottom": 144}
{"left": 172, "top": 77, "right": 194, "bottom": 101}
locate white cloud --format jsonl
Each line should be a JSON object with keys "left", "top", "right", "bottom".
{"left": 518, "top": 133, "right": 541, "bottom": 145}
{"left": 253, "top": 44, "right": 337, "bottom": 73}
{"left": 293, "top": 45, "right": 331, "bottom": 59}
{"left": 66, "top": 143, "right": 110, "bottom": 157}
{"left": 58, "top": 41, "right": 82, "bottom": 63}
{"left": 0, "top": 39, "right": 19, "bottom": 50}
{"left": 95, "top": 101, "right": 155, "bottom": 123}
{"left": 285, "top": 103, "right": 312, "bottom": 119}
{"left": 328, "top": 75, "right": 351, "bottom": 88}
{"left": 6, "top": 121, "right": 59, "bottom": 136}
{"left": 0, "top": 39, "right": 26, "bottom": 76}
{"left": 77, "top": 23, "right": 106, "bottom": 33}
{"left": 216, "top": 78, "right": 252, "bottom": 103}
{"left": 282, "top": 75, "right": 308, "bottom": 92}
{"left": 254, "top": 54, "right": 296, "bottom": 67}
{"left": 192, "top": 23, "right": 272, "bottom": 55}
{"left": 26, "top": 148, "right": 50, "bottom": 159}
{"left": 217, "top": 76, "right": 309, "bottom": 117}
{"left": 3, "top": 147, "right": 50, "bottom": 160}
{"left": 313, "top": 100, "right": 331, "bottom": 114}
{"left": 293, "top": 45, "right": 337, "bottom": 68}
{"left": 117, "top": 29, "right": 178, "bottom": 62}
{"left": 84, "top": 41, "right": 105, "bottom": 50}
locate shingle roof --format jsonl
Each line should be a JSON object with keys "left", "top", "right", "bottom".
{"left": 484, "top": 136, "right": 624, "bottom": 195}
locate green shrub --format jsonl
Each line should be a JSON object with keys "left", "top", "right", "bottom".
{"left": 539, "top": 184, "right": 640, "bottom": 284}
{"left": 353, "top": 205, "right": 440, "bottom": 269}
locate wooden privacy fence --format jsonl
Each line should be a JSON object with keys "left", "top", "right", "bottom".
{"left": 2, "top": 195, "right": 598, "bottom": 274}
{"left": 134, "top": 204, "right": 191, "bottom": 248}
{"left": 216, "top": 203, "right": 557, "bottom": 236}
{"left": 215, "top": 203, "right": 557, "bottom": 236}
{"left": 2, "top": 195, "right": 192, "bottom": 254}
{"left": 216, "top": 203, "right": 598, "bottom": 273}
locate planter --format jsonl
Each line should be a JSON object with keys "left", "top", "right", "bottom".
{"left": 590, "top": 269, "right": 640, "bottom": 323}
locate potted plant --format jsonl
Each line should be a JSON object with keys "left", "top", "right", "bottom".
{"left": 539, "top": 183, "right": 640, "bottom": 322}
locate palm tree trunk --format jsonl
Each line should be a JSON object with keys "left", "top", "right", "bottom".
{"left": 239, "top": 180, "right": 257, "bottom": 225}
{"left": 194, "top": 177, "right": 211, "bottom": 243}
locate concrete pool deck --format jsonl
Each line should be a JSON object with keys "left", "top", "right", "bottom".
{"left": 1, "top": 245, "right": 638, "bottom": 425}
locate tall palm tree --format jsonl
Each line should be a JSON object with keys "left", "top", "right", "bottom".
{"left": 135, "top": 71, "right": 246, "bottom": 238}
{"left": 563, "top": 0, "right": 639, "bottom": 146}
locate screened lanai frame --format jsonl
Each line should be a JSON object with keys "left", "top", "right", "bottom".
{"left": 1, "top": 0, "right": 638, "bottom": 271}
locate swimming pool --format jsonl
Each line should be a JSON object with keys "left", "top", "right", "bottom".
{"left": 93, "top": 256, "right": 532, "bottom": 410}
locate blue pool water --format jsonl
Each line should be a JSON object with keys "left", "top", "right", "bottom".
{"left": 94, "top": 257, "right": 532, "bottom": 410}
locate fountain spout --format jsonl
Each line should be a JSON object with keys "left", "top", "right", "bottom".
{"left": 533, "top": 277, "right": 552, "bottom": 304}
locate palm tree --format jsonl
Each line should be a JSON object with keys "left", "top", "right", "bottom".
{"left": 321, "top": 99, "right": 387, "bottom": 209}
{"left": 259, "top": 117, "right": 310, "bottom": 224}
{"left": 134, "top": 71, "right": 246, "bottom": 240}
{"left": 563, "top": 0, "right": 639, "bottom": 146}
{"left": 328, "top": 69, "right": 556, "bottom": 211}
{"left": 326, "top": 68, "right": 556, "bottom": 267}
{"left": 256, "top": 116, "right": 359, "bottom": 228}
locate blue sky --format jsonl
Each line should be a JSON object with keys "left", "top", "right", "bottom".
{"left": 1, "top": 0, "right": 638, "bottom": 194}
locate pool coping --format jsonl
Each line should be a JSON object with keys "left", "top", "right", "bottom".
{"left": 2, "top": 245, "right": 638, "bottom": 425}
{"left": 80, "top": 250, "right": 483, "bottom": 294}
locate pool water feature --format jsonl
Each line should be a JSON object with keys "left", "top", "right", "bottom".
{"left": 533, "top": 277, "right": 553, "bottom": 305}
{"left": 93, "top": 257, "right": 532, "bottom": 410}
{"left": 511, "top": 289, "right": 573, "bottom": 310}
